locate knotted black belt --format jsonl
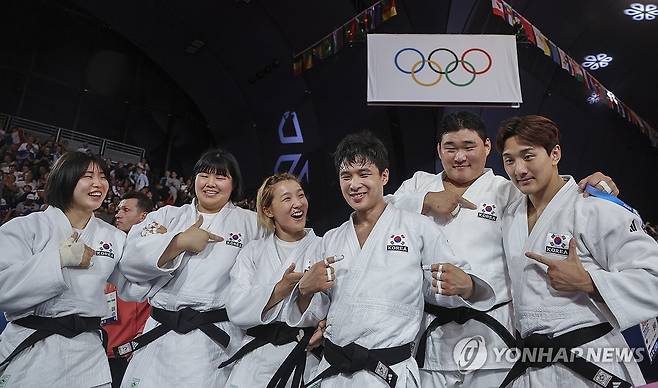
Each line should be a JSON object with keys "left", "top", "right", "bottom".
{"left": 112, "top": 306, "right": 230, "bottom": 357}
{"left": 304, "top": 339, "right": 412, "bottom": 387}
{"left": 219, "top": 321, "right": 319, "bottom": 388}
{"left": 0, "top": 314, "right": 104, "bottom": 368}
{"left": 499, "top": 322, "right": 631, "bottom": 388}
{"left": 416, "top": 301, "right": 515, "bottom": 368}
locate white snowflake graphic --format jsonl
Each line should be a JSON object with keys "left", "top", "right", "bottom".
{"left": 624, "top": 3, "right": 658, "bottom": 21}
{"left": 587, "top": 93, "right": 600, "bottom": 104}
{"left": 582, "top": 53, "right": 612, "bottom": 71}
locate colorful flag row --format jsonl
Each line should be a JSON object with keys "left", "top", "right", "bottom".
{"left": 492, "top": 0, "right": 657, "bottom": 146}
{"left": 292, "top": 0, "right": 397, "bottom": 76}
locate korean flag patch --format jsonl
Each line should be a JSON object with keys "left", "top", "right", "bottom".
{"left": 544, "top": 233, "right": 572, "bottom": 256}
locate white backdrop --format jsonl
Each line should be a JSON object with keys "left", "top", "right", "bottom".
{"left": 367, "top": 34, "right": 523, "bottom": 106}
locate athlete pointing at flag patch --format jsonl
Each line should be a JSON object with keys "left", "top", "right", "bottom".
{"left": 387, "top": 111, "right": 618, "bottom": 388}
{"left": 497, "top": 115, "right": 658, "bottom": 388}
{"left": 285, "top": 131, "right": 496, "bottom": 388}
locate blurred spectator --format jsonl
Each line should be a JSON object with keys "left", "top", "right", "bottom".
{"left": 105, "top": 191, "right": 153, "bottom": 388}
{"left": 134, "top": 166, "right": 149, "bottom": 191}
{"left": 14, "top": 193, "right": 40, "bottom": 216}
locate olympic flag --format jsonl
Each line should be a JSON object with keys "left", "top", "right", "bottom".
{"left": 367, "top": 34, "right": 522, "bottom": 106}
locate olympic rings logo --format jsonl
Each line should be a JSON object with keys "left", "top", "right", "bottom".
{"left": 393, "top": 47, "right": 492, "bottom": 87}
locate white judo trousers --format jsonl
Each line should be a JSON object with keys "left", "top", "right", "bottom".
{"left": 389, "top": 169, "right": 521, "bottom": 388}
{"left": 286, "top": 205, "right": 496, "bottom": 388}
{"left": 225, "top": 230, "right": 322, "bottom": 388}
{"left": 502, "top": 177, "right": 658, "bottom": 387}
{"left": 118, "top": 201, "right": 260, "bottom": 388}
{"left": 0, "top": 206, "right": 151, "bottom": 388}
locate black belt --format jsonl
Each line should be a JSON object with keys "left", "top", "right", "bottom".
{"left": 113, "top": 306, "right": 230, "bottom": 358}
{"left": 304, "top": 339, "right": 412, "bottom": 388}
{"left": 500, "top": 323, "right": 631, "bottom": 388}
{"left": 0, "top": 314, "right": 104, "bottom": 368}
{"left": 416, "top": 301, "right": 515, "bottom": 368}
{"left": 219, "top": 322, "right": 318, "bottom": 388}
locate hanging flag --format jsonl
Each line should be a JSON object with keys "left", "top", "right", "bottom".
{"left": 547, "top": 40, "right": 560, "bottom": 64}
{"left": 319, "top": 36, "right": 334, "bottom": 59}
{"left": 582, "top": 70, "right": 594, "bottom": 92}
{"left": 356, "top": 13, "right": 368, "bottom": 40}
{"left": 573, "top": 62, "right": 584, "bottom": 82}
{"left": 333, "top": 27, "right": 344, "bottom": 53}
{"left": 373, "top": 2, "right": 383, "bottom": 27}
{"left": 533, "top": 27, "right": 551, "bottom": 57}
{"left": 618, "top": 101, "right": 627, "bottom": 119}
{"left": 492, "top": 0, "right": 504, "bottom": 17}
{"left": 557, "top": 48, "right": 571, "bottom": 73}
{"left": 293, "top": 56, "right": 303, "bottom": 76}
{"left": 590, "top": 75, "right": 605, "bottom": 98}
{"left": 518, "top": 15, "right": 536, "bottom": 45}
{"left": 344, "top": 18, "right": 358, "bottom": 43}
{"left": 368, "top": 6, "right": 377, "bottom": 30}
{"left": 382, "top": 0, "right": 397, "bottom": 21}
{"left": 503, "top": 2, "right": 515, "bottom": 25}
{"left": 303, "top": 50, "right": 313, "bottom": 70}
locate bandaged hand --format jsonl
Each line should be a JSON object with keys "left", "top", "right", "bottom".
{"left": 59, "top": 231, "right": 95, "bottom": 268}
{"left": 298, "top": 256, "right": 343, "bottom": 297}
{"left": 526, "top": 239, "right": 596, "bottom": 294}
{"left": 177, "top": 215, "right": 224, "bottom": 254}
{"left": 422, "top": 191, "right": 477, "bottom": 220}
{"left": 426, "top": 263, "right": 474, "bottom": 299}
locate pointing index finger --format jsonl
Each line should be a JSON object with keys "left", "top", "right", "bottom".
{"left": 206, "top": 231, "right": 224, "bottom": 242}
{"left": 525, "top": 251, "right": 557, "bottom": 267}
{"left": 458, "top": 197, "right": 477, "bottom": 210}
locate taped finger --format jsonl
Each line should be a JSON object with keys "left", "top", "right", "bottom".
{"left": 597, "top": 180, "right": 612, "bottom": 194}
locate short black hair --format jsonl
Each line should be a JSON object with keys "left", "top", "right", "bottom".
{"left": 496, "top": 115, "right": 560, "bottom": 155}
{"left": 45, "top": 151, "right": 110, "bottom": 211}
{"left": 333, "top": 131, "right": 389, "bottom": 174}
{"left": 438, "top": 111, "right": 488, "bottom": 143}
{"left": 192, "top": 148, "right": 243, "bottom": 202}
{"left": 121, "top": 191, "right": 154, "bottom": 213}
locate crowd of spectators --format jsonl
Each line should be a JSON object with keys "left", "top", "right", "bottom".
{"left": 0, "top": 126, "right": 256, "bottom": 226}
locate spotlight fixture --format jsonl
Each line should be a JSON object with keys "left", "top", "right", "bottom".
{"left": 582, "top": 53, "right": 612, "bottom": 70}
{"left": 587, "top": 93, "right": 600, "bottom": 104}
{"left": 624, "top": 3, "right": 658, "bottom": 21}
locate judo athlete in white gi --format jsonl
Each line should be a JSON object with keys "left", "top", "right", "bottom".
{"left": 388, "top": 112, "right": 619, "bottom": 388}
{"left": 497, "top": 115, "right": 658, "bottom": 387}
{"left": 118, "top": 149, "right": 261, "bottom": 388}
{"left": 286, "top": 131, "right": 496, "bottom": 388}
{"left": 0, "top": 152, "right": 150, "bottom": 387}
{"left": 224, "top": 173, "right": 324, "bottom": 388}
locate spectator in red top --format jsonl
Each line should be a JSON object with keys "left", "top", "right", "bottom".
{"left": 104, "top": 191, "right": 154, "bottom": 388}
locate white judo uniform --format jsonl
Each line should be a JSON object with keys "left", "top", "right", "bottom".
{"left": 225, "top": 230, "right": 322, "bottom": 388}
{"left": 389, "top": 169, "right": 520, "bottom": 387}
{"left": 286, "top": 205, "right": 496, "bottom": 388}
{"left": 118, "top": 201, "right": 260, "bottom": 388}
{"left": 0, "top": 206, "right": 150, "bottom": 388}
{"left": 502, "top": 177, "right": 658, "bottom": 387}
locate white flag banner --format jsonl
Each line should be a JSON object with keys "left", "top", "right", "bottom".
{"left": 367, "top": 34, "right": 523, "bottom": 106}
